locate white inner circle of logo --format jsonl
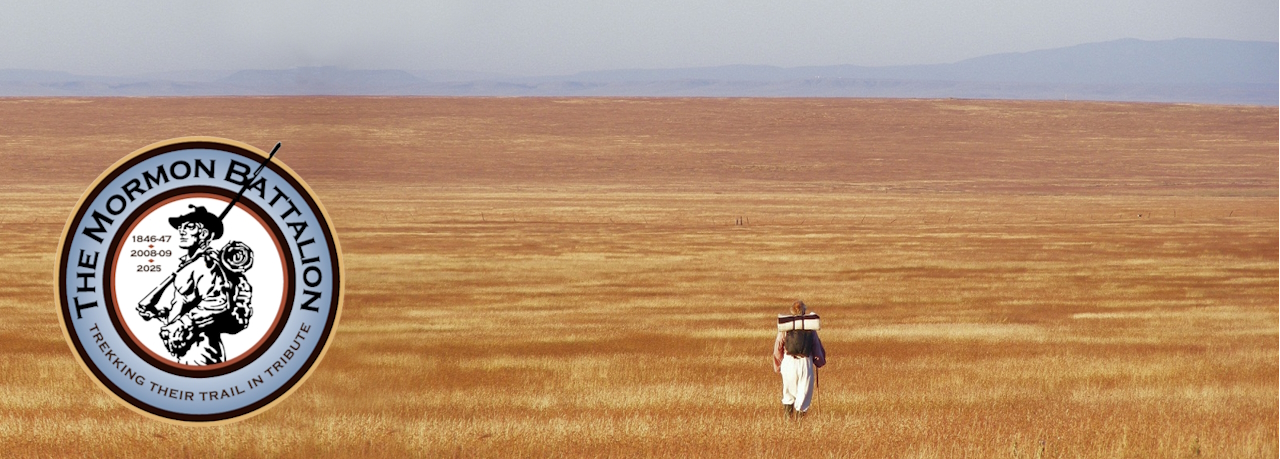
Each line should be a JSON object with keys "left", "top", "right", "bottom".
{"left": 112, "top": 196, "right": 287, "bottom": 367}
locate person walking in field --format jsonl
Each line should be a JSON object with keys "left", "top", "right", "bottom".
{"left": 773, "top": 300, "right": 825, "bottom": 419}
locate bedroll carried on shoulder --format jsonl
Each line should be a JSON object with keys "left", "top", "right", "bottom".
{"left": 777, "top": 313, "right": 820, "bottom": 332}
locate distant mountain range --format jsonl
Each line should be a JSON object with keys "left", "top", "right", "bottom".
{"left": 1, "top": 38, "right": 1275, "bottom": 104}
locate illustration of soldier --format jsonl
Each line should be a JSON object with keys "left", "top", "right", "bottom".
{"left": 136, "top": 143, "right": 278, "bottom": 365}
{"left": 136, "top": 205, "right": 256, "bottom": 365}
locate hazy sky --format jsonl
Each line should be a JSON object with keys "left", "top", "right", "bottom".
{"left": 3, "top": 0, "right": 1276, "bottom": 76}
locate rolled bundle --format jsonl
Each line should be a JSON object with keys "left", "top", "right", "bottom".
{"left": 220, "top": 241, "right": 254, "bottom": 273}
{"left": 777, "top": 313, "right": 820, "bottom": 332}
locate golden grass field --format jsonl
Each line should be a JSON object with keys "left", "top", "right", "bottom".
{"left": 0, "top": 97, "right": 1276, "bottom": 457}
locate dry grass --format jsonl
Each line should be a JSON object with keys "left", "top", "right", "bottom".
{"left": 0, "top": 97, "right": 1275, "bottom": 457}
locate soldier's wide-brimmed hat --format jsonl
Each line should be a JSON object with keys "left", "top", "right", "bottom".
{"left": 169, "top": 205, "right": 223, "bottom": 240}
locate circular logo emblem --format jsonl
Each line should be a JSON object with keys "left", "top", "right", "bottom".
{"left": 56, "top": 137, "right": 343, "bottom": 424}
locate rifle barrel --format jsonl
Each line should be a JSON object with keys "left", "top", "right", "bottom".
{"left": 218, "top": 142, "right": 280, "bottom": 221}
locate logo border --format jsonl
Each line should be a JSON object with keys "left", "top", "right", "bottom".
{"left": 55, "top": 136, "right": 345, "bottom": 425}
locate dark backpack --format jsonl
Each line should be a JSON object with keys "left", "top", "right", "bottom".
{"left": 784, "top": 330, "right": 814, "bottom": 356}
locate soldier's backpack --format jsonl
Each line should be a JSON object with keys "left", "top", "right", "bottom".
{"left": 784, "top": 329, "right": 815, "bottom": 356}
{"left": 214, "top": 241, "right": 255, "bottom": 335}
{"left": 223, "top": 272, "right": 253, "bottom": 334}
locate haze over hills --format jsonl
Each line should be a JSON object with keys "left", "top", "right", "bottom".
{"left": 0, "top": 38, "right": 1274, "bottom": 104}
